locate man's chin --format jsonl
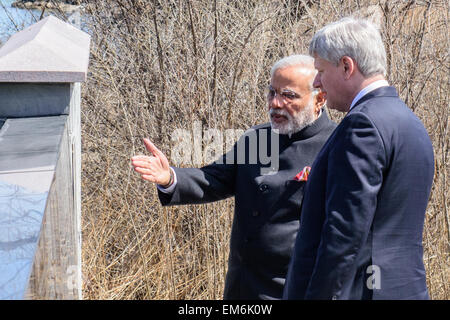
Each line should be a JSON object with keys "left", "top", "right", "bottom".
{"left": 271, "top": 122, "right": 293, "bottom": 135}
{"left": 271, "top": 115, "right": 316, "bottom": 135}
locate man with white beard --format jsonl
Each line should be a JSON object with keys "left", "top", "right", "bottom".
{"left": 268, "top": 56, "right": 320, "bottom": 135}
{"left": 131, "top": 54, "right": 337, "bottom": 299}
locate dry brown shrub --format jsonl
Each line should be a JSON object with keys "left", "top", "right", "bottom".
{"left": 79, "top": 0, "right": 449, "bottom": 299}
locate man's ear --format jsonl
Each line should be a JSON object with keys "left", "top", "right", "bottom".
{"left": 341, "top": 56, "right": 356, "bottom": 80}
{"left": 314, "top": 90, "right": 326, "bottom": 114}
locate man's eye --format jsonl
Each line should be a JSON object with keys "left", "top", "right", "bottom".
{"left": 282, "top": 92, "right": 297, "bottom": 100}
{"left": 268, "top": 89, "right": 276, "bottom": 97}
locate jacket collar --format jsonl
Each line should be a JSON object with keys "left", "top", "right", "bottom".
{"left": 279, "top": 108, "right": 332, "bottom": 142}
{"left": 348, "top": 86, "right": 399, "bottom": 115}
{"left": 349, "top": 80, "right": 390, "bottom": 111}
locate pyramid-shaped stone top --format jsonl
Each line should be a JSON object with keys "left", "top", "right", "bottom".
{"left": 0, "top": 15, "right": 90, "bottom": 83}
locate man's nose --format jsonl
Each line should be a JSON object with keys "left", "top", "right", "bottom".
{"left": 269, "top": 93, "right": 284, "bottom": 109}
{"left": 312, "top": 74, "right": 321, "bottom": 89}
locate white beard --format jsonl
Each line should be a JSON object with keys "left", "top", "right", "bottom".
{"left": 269, "top": 101, "right": 316, "bottom": 136}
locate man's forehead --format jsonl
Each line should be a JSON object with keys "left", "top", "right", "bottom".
{"left": 270, "top": 66, "right": 315, "bottom": 87}
{"left": 313, "top": 56, "right": 332, "bottom": 68}
{"left": 313, "top": 57, "right": 322, "bottom": 68}
{"left": 272, "top": 65, "right": 315, "bottom": 77}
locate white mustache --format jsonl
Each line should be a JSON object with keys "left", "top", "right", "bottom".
{"left": 269, "top": 108, "right": 291, "bottom": 119}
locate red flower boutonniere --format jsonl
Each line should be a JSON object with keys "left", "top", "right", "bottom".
{"left": 294, "top": 166, "right": 311, "bottom": 181}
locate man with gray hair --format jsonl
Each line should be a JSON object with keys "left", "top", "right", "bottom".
{"left": 131, "top": 54, "right": 336, "bottom": 299}
{"left": 284, "top": 18, "right": 434, "bottom": 300}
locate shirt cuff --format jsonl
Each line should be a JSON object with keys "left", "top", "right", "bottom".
{"left": 156, "top": 167, "right": 177, "bottom": 194}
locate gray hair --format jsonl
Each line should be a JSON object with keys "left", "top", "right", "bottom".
{"left": 309, "top": 17, "right": 387, "bottom": 77}
{"left": 270, "top": 54, "right": 317, "bottom": 91}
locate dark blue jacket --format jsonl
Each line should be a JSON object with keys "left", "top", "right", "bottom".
{"left": 283, "top": 86, "right": 434, "bottom": 300}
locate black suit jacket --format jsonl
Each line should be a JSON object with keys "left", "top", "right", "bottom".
{"left": 158, "top": 110, "right": 336, "bottom": 299}
{"left": 283, "top": 87, "right": 434, "bottom": 300}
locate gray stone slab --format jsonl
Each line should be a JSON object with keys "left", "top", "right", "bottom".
{"left": 0, "top": 137, "right": 60, "bottom": 154}
{"left": 0, "top": 116, "right": 67, "bottom": 172}
{"left": 0, "top": 115, "right": 68, "bottom": 300}
{"left": 0, "top": 169, "right": 54, "bottom": 194}
{"left": 0, "top": 84, "right": 70, "bottom": 117}
{"left": 0, "top": 180, "right": 48, "bottom": 299}
{"left": 0, "top": 15, "right": 91, "bottom": 83}
{"left": 0, "top": 152, "right": 59, "bottom": 173}
{"left": 0, "top": 117, "right": 66, "bottom": 136}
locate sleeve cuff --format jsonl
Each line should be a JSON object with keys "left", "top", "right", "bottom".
{"left": 156, "top": 167, "right": 177, "bottom": 194}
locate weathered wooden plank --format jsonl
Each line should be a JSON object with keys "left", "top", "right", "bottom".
{"left": 26, "top": 121, "right": 79, "bottom": 299}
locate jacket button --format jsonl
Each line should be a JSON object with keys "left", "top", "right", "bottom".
{"left": 259, "top": 184, "right": 268, "bottom": 192}
{"left": 252, "top": 210, "right": 259, "bottom": 217}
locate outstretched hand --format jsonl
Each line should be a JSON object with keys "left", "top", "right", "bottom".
{"left": 131, "top": 138, "right": 172, "bottom": 186}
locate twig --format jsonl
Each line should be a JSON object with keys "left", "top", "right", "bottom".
{"left": 226, "top": 13, "right": 277, "bottom": 126}
{"left": 211, "top": 0, "right": 218, "bottom": 113}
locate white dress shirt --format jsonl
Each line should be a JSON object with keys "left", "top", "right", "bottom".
{"left": 349, "top": 79, "right": 389, "bottom": 111}
{"left": 157, "top": 167, "right": 177, "bottom": 193}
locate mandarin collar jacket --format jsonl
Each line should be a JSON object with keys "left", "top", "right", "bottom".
{"left": 158, "top": 110, "right": 337, "bottom": 299}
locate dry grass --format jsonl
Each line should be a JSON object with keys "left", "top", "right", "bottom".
{"left": 78, "top": 0, "right": 449, "bottom": 299}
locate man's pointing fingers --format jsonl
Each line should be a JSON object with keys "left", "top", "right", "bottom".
{"left": 143, "top": 138, "right": 163, "bottom": 158}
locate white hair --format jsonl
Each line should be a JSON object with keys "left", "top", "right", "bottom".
{"left": 270, "top": 54, "right": 317, "bottom": 91}
{"left": 309, "top": 17, "right": 387, "bottom": 77}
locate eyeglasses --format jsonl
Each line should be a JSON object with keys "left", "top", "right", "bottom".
{"left": 266, "top": 85, "right": 301, "bottom": 102}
